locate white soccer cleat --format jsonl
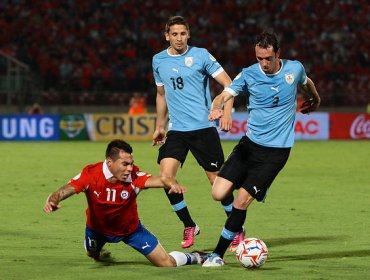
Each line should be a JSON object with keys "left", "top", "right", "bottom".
{"left": 202, "top": 253, "right": 225, "bottom": 267}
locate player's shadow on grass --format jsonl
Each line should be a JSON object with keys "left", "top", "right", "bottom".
{"left": 94, "top": 260, "right": 150, "bottom": 267}
{"left": 266, "top": 235, "right": 345, "bottom": 248}
{"left": 270, "top": 249, "right": 370, "bottom": 262}
{"left": 227, "top": 236, "right": 370, "bottom": 270}
{"left": 203, "top": 235, "right": 342, "bottom": 252}
{"left": 89, "top": 250, "right": 152, "bottom": 267}
{"left": 266, "top": 235, "right": 370, "bottom": 262}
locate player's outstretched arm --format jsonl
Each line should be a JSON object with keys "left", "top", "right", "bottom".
{"left": 144, "top": 176, "right": 187, "bottom": 194}
{"left": 43, "top": 184, "right": 76, "bottom": 213}
{"left": 214, "top": 72, "right": 233, "bottom": 131}
{"left": 218, "top": 95, "right": 234, "bottom": 131}
{"left": 153, "top": 86, "right": 167, "bottom": 146}
{"left": 299, "top": 77, "right": 321, "bottom": 114}
{"left": 208, "top": 91, "right": 233, "bottom": 121}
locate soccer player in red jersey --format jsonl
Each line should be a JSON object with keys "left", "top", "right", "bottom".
{"left": 43, "top": 139, "right": 205, "bottom": 267}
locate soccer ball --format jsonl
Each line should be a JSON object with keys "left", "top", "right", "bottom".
{"left": 235, "top": 238, "right": 268, "bottom": 268}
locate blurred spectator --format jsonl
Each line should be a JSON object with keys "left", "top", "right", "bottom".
{"left": 27, "top": 102, "right": 44, "bottom": 114}
{"left": 128, "top": 91, "right": 147, "bottom": 115}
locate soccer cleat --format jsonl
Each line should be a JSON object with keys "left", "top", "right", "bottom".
{"left": 191, "top": 251, "right": 209, "bottom": 264}
{"left": 202, "top": 253, "right": 225, "bottom": 267}
{"left": 229, "top": 228, "right": 245, "bottom": 253}
{"left": 181, "top": 225, "right": 200, "bottom": 248}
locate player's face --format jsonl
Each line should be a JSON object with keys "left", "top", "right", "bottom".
{"left": 165, "top": 24, "right": 190, "bottom": 55}
{"left": 255, "top": 45, "right": 281, "bottom": 74}
{"left": 107, "top": 151, "right": 134, "bottom": 181}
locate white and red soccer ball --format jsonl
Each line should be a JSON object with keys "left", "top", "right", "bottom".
{"left": 235, "top": 238, "right": 268, "bottom": 268}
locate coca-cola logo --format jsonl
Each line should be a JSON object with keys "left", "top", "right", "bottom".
{"left": 350, "top": 114, "right": 370, "bottom": 139}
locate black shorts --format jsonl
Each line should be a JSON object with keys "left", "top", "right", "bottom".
{"left": 157, "top": 127, "right": 224, "bottom": 172}
{"left": 218, "top": 136, "right": 291, "bottom": 202}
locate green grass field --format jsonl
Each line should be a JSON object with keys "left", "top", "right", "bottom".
{"left": 0, "top": 140, "right": 369, "bottom": 280}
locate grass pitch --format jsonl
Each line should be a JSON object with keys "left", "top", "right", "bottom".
{"left": 0, "top": 140, "right": 369, "bottom": 280}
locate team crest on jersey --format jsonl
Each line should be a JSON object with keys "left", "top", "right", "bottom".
{"left": 185, "top": 57, "right": 193, "bottom": 67}
{"left": 120, "top": 190, "right": 129, "bottom": 200}
{"left": 285, "top": 73, "right": 294, "bottom": 85}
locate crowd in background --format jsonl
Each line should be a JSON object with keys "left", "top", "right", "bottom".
{"left": 0, "top": 0, "right": 369, "bottom": 107}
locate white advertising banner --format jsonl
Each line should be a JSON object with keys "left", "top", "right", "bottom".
{"left": 294, "top": 112, "right": 329, "bottom": 140}
{"left": 218, "top": 112, "right": 329, "bottom": 141}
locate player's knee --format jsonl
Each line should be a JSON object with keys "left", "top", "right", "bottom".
{"left": 211, "top": 177, "right": 233, "bottom": 201}
{"left": 211, "top": 190, "right": 224, "bottom": 201}
{"left": 233, "top": 193, "right": 254, "bottom": 209}
{"left": 211, "top": 186, "right": 229, "bottom": 201}
{"left": 147, "top": 245, "right": 177, "bottom": 267}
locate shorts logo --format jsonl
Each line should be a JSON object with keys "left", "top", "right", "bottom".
{"left": 142, "top": 242, "right": 151, "bottom": 250}
{"left": 88, "top": 237, "right": 98, "bottom": 250}
{"left": 120, "top": 190, "right": 129, "bottom": 199}
{"left": 253, "top": 186, "right": 260, "bottom": 194}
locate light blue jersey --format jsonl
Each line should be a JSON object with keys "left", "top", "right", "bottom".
{"left": 152, "top": 46, "right": 224, "bottom": 131}
{"left": 225, "top": 59, "right": 307, "bottom": 148}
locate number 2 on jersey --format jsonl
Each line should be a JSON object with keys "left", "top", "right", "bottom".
{"left": 272, "top": 95, "right": 279, "bottom": 107}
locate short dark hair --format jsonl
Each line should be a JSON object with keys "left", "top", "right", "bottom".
{"left": 255, "top": 32, "right": 280, "bottom": 53}
{"left": 105, "top": 139, "right": 133, "bottom": 160}
{"left": 165, "top": 15, "right": 189, "bottom": 33}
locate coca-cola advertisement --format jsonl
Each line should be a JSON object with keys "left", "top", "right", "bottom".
{"left": 330, "top": 113, "right": 370, "bottom": 140}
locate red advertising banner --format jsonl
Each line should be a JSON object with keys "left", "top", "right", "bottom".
{"left": 330, "top": 113, "right": 370, "bottom": 140}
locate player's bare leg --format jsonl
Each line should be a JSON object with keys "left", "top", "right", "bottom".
{"left": 146, "top": 243, "right": 176, "bottom": 267}
{"left": 211, "top": 176, "right": 234, "bottom": 201}
{"left": 146, "top": 243, "right": 200, "bottom": 267}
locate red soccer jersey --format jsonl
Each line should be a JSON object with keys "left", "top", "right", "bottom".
{"left": 69, "top": 161, "right": 151, "bottom": 236}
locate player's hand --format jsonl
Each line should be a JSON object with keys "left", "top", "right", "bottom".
{"left": 219, "top": 113, "right": 232, "bottom": 132}
{"left": 299, "top": 97, "right": 320, "bottom": 114}
{"left": 208, "top": 109, "right": 224, "bottom": 121}
{"left": 43, "top": 200, "right": 61, "bottom": 213}
{"left": 152, "top": 128, "right": 166, "bottom": 146}
{"left": 167, "top": 183, "right": 187, "bottom": 194}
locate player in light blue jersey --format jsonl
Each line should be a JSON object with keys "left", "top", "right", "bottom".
{"left": 203, "top": 32, "right": 320, "bottom": 267}
{"left": 152, "top": 16, "right": 238, "bottom": 249}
